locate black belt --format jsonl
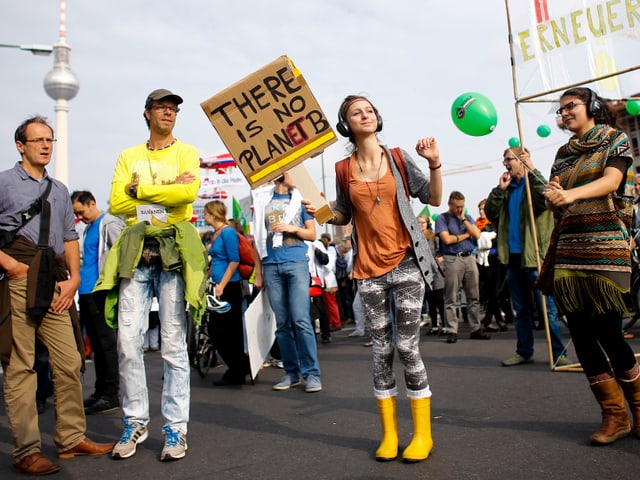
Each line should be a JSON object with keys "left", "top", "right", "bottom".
{"left": 444, "top": 251, "right": 472, "bottom": 257}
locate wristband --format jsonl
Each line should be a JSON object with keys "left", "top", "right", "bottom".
{"left": 429, "top": 164, "right": 442, "bottom": 170}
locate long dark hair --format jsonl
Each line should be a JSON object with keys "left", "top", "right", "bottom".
{"left": 561, "top": 87, "right": 620, "bottom": 129}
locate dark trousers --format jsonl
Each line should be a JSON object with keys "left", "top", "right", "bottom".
{"left": 211, "top": 281, "right": 250, "bottom": 381}
{"left": 311, "top": 295, "right": 330, "bottom": 340}
{"left": 566, "top": 310, "right": 637, "bottom": 377}
{"left": 79, "top": 293, "right": 119, "bottom": 400}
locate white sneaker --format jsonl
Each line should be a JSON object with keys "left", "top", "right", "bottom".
{"left": 160, "top": 426, "right": 187, "bottom": 461}
{"left": 348, "top": 330, "right": 365, "bottom": 337}
{"left": 112, "top": 421, "right": 148, "bottom": 459}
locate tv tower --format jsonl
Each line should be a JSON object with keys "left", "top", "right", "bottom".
{"left": 44, "top": 0, "right": 79, "bottom": 185}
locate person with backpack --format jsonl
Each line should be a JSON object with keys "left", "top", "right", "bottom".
{"left": 204, "top": 200, "right": 250, "bottom": 386}
{"left": 304, "top": 95, "right": 442, "bottom": 463}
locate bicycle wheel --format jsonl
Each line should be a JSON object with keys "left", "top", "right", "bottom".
{"left": 186, "top": 311, "right": 198, "bottom": 369}
{"left": 196, "top": 342, "right": 214, "bottom": 378}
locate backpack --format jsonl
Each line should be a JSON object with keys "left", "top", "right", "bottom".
{"left": 335, "top": 147, "right": 410, "bottom": 212}
{"left": 236, "top": 232, "right": 255, "bottom": 280}
{"left": 335, "top": 255, "right": 348, "bottom": 281}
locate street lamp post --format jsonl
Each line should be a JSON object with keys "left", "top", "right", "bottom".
{"left": 0, "top": 43, "right": 53, "bottom": 56}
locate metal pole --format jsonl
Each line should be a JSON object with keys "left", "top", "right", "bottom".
{"left": 504, "top": 0, "right": 555, "bottom": 369}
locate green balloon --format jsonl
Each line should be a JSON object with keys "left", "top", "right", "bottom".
{"left": 431, "top": 213, "right": 438, "bottom": 221}
{"left": 451, "top": 92, "right": 498, "bottom": 136}
{"left": 537, "top": 124, "right": 551, "bottom": 137}
{"left": 508, "top": 137, "right": 520, "bottom": 147}
{"left": 626, "top": 99, "right": 640, "bottom": 116}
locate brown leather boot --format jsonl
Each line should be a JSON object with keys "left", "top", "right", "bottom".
{"left": 588, "top": 375, "right": 631, "bottom": 445}
{"left": 616, "top": 363, "right": 640, "bottom": 438}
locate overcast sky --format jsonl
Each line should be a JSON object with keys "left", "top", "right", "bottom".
{"left": 1, "top": 1, "right": 638, "bottom": 219}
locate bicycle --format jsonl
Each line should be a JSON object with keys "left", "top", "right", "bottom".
{"left": 194, "top": 310, "right": 217, "bottom": 378}
{"left": 191, "top": 282, "right": 230, "bottom": 378}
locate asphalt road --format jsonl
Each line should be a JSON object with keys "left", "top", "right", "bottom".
{"left": 1, "top": 320, "right": 639, "bottom": 479}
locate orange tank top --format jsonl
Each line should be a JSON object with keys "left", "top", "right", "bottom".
{"left": 350, "top": 158, "right": 411, "bottom": 279}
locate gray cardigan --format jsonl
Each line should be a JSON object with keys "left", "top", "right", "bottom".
{"left": 333, "top": 145, "right": 440, "bottom": 289}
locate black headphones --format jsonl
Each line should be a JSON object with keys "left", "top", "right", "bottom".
{"left": 587, "top": 88, "right": 603, "bottom": 117}
{"left": 336, "top": 110, "right": 383, "bottom": 138}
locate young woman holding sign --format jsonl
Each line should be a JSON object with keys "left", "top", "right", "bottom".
{"left": 304, "top": 95, "right": 442, "bottom": 462}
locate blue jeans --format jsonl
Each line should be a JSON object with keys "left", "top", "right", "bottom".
{"left": 118, "top": 264, "right": 190, "bottom": 433}
{"left": 263, "top": 261, "right": 320, "bottom": 379}
{"left": 506, "top": 264, "right": 565, "bottom": 359}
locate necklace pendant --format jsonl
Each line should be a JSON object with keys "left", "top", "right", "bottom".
{"left": 376, "top": 196, "right": 381, "bottom": 205}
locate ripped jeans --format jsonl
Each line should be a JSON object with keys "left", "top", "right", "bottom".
{"left": 117, "top": 264, "right": 189, "bottom": 434}
{"left": 357, "top": 251, "right": 431, "bottom": 399}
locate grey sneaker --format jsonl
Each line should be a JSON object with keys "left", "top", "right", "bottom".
{"left": 502, "top": 354, "right": 534, "bottom": 367}
{"left": 112, "top": 421, "right": 148, "bottom": 459}
{"left": 273, "top": 374, "right": 302, "bottom": 391}
{"left": 304, "top": 375, "right": 322, "bottom": 393}
{"left": 160, "top": 426, "right": 187, "bottom": 462}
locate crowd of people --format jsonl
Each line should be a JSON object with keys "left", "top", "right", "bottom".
{"left": 0, "top": 86, "right": 639, "bottom": 476}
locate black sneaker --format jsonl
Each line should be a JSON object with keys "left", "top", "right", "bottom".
{"left": 83, "top": 393, "right": 99, "bottom": 408}
{"left": 446, "top": 333, "right": 458, "bottom": 344}
{"left": 85, "top": 397, "right": 120, "bottom": 415}
{"left": 470, "top": 329, "right": 491, "bottom": 340}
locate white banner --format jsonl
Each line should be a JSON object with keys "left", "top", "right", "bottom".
{"left": 508, "top": 0, "right": 640, "bottom": 99}
{"left": 244, "top": 291, "right": 276, "bottom": 380}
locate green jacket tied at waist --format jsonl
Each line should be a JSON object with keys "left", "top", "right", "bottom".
{"left": 94, "top": 220, "right": 208, "bottom": 326}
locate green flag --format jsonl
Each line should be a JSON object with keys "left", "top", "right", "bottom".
{"left": 232, "top": 196, "right": 247, "bottom": 233}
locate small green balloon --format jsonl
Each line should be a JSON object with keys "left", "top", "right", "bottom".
{"left": 626, "top": 99, "right": 640, "bottom": 116}
{"left": 450, "top": 92, "right": 498, "bottom": 136}
{"left": 508, "top": 137, "right": 520, "bottom": 147}
{"left": 431, "top": 213, "right": 438, "bottom": 221}
{"left": 537, "top": 124, "right": 551, "bottom": 137}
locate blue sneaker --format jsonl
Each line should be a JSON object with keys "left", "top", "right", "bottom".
{"left": 304, "top": 375, "right": 322, "bottom": 393}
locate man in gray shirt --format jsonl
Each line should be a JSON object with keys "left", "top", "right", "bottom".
{"left": 0, "top": 116, "right": 113, "bottom": 475}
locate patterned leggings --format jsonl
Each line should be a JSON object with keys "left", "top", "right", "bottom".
{"left": 358, "top": 252, "right": 431, "bottom": 399}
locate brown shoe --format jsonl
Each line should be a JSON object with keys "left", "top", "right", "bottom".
{"left": 13, "top": 452, "right": 60, "bottom": 475}
{"left": 58, "top": 437, "right": 115, "bottom": 459}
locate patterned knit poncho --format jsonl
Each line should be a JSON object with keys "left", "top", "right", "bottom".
{"left": 550, "top": 124, "right": 634, "bottom": 315}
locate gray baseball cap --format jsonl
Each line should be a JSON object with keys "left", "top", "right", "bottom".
{"left": 145, "top": 89, "right": 183, "bottom": 109}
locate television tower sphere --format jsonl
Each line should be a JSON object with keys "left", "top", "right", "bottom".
{"left": 44, "top": 41, "right": 79, "bottom": 101}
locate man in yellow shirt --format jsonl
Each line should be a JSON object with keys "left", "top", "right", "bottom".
{"left": 109, "top": 89, "right": 200, "bottom": 462}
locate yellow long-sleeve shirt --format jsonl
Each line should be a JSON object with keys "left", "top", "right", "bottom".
{"left": 110, "top": 140, "right": 200, "bottom": 225}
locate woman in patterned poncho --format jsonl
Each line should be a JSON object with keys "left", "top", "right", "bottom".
{"left": 543, "top": 87, "right": 639, "bottom": 446}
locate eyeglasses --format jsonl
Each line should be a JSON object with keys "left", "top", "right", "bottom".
{"left": 555, "top": 102, "right": 586, "bottom": 117}
{"left": 503, "top": 156, "right": 518, "bottom": 163}
{"left": 151, "top": 104, "right": 180, "bottom": 114}
{"left": 24, "top": 137, "right": 56, "bottom": 145}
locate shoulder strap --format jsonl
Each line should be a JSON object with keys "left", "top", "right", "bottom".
{"left": 37, "top": 180, "right": 53, "bottom": 248}
{"left": 389, "top": 148, "right": 410, "bottom": 199}
{"left": 336, "top": 157, "right": 351, "bottom": 213}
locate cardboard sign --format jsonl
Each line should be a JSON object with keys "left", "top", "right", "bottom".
{"left": 201, "top": 55, "right": 337, "bottom": 188}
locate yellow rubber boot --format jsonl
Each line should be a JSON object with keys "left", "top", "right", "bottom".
{"left": 402, "top": 397, "right": 434, "bottom": 463}
{"left": 375, "top": 397, "right": 398, "bottom": 461}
